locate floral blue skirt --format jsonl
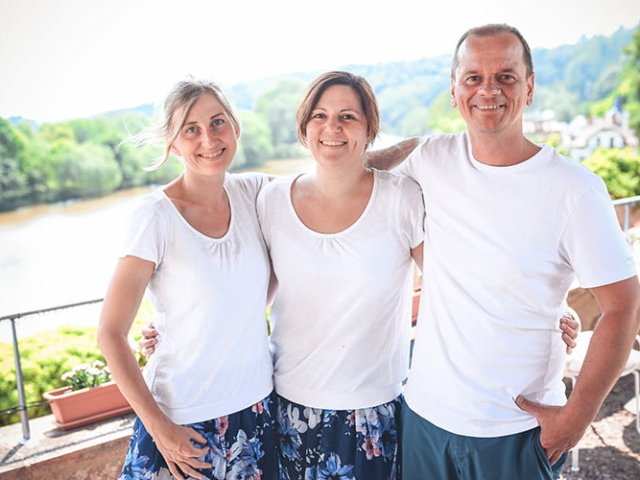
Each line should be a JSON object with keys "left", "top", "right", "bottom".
{"left": 118, "top": 393, "right": 278, "bottom": 479}
{"left": 275, "top": 394, "right": 402, "bottom": 480}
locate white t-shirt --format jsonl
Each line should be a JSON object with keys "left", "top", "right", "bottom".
{"left": 257, "top": 169, "right": 424, "bottom": 410}
{"left": 121, "top": 172, "right": 273, "bottom": 424}
{"left": 399, "top": 133, "right": 637, "bottom": 437}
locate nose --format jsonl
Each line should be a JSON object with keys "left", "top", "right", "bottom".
{"left": 325, "top": 115, "right": 342, "bottom": 132}
{"left": 478, "top": 77, "right": 500, "bottom": 96}
{"left": 201, "top": 127, "right": 215, "bottom": 147}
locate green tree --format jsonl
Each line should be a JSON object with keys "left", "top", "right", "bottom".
{"left": 582, "top": 148, "right": 640, "bottom": 199}
{"left": 47, "top": 141, "right": 122, "bottom": 200}
{"left": 426, "top": 90, "right": 466, "bottom": 134}
{"left": 622, "top": 24, "right": 640, "bottom": 138}
{"left": 0, "top": 118, "right": 28, "bottom": 211}
{"left": 236, "top": 111, "right": 274, "bottom": 169}
{"left": 254, "top": 78, "right": 305, "bottom": 156}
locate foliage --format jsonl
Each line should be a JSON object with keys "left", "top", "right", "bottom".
{"left": 621, "top": 23, "right": 640, "bottom": 138}
{"left": 254, "top": 78, "right": 305, "bottom": 149}
{"left": 582, "top": 148, "right": 640, "bottom": 199}
{"left": 0, "top": 302, "right": 151, "bottom": 426}
{"left": 61, "top": 360, "right": 112, "bottom": 390}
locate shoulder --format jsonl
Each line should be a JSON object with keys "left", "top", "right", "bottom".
{"left": 259, "top": 174, "right": 296, "bottom": 197}
{"left": 373, "top": 168, "right": 421, "bottom": 194}
{"left": 134, "top": 189, "right": 168, "bottom": 215}
{"left": 416, "top": 132, "right": 467, "bottom": 152}
{"left": 542, "top": 145, "right": 604, "bottom": 189}
{"left": 225, "top": 172, "right": 270, "bottom": 197}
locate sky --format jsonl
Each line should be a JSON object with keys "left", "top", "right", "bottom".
{"left": 1, "top": 0, "right": 639, "bottom": 124}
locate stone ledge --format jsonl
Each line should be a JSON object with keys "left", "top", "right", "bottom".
{"left": 0, "top": 412, "right": 134, "bottom": 479}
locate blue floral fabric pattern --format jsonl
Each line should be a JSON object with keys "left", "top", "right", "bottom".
{"left": 118, "top": 394, "right": 278, "bottom": 479}
{"left": 275, "top": 395, "right": 401, "bottom": 480}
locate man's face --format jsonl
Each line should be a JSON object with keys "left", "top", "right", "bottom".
{"left": 450, "top": 33, "right": 534, "bottom": 137}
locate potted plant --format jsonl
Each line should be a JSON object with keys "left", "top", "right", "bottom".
{"left": 43, "top": 360, "right": 133, "bottom": 430}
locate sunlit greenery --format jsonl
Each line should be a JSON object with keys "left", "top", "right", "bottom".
{"left": 0, "top": 302, "right": 151, "bottom": 426}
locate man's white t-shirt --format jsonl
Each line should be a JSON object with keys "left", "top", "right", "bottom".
{"left": 399, "top": 133, "right": 636, "bottom": 437}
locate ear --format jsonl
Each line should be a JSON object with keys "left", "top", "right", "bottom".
{"left": 450, "top": 82, "right": 458, "bottom": 108}
{"left": 526, "top": 73, "right": 535, "bottom": 106}
{"left": 169, "top": 143, "right": 181, "bottom": 157}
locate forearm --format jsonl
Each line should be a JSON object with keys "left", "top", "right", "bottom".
{"left": 98, "top": 324, "right": 169, "bottom": 430}
{"left": 567, "top": 277, "right": 640, "bottom": 425}
{"left": 365, "top": 137, "right": 420, "bottom": 171}
{"left": 567, "top": 312, "right": 639, "bottom": 425}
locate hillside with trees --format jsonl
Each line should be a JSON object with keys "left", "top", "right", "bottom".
{"left": 1, "top": 23, "right": 639, "bottom": 212}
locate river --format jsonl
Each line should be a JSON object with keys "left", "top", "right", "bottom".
{"left": 0, "top": 158, "right": 317, "bottom": 341}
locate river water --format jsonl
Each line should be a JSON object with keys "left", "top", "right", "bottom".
{"left": 0, "top": 158, "right": 317, "bottom": 341}
{"left": 0, "top": 188, "right": 154, "bottom": 340}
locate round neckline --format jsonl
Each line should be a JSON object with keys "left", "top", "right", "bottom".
{"left": 465, "top": 134, "right": 548, "bottom": 172}
{"left": 286, "top": 170, "right": 378, "bottom": 237}
{"left": 159, "top": 186, "right": 233, "bottom": 241}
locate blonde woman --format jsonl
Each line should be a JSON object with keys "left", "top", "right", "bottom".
{"left": 98, "top": 79, "right": 277, "bottom": 480}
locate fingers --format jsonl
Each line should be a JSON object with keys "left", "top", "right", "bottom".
{"left": 560, "top": 316, "right": 579, "bottom": 339}
{"left": 548, "top": 450, "right": 564, "bottom": 465}
{"left": 138, "top": 337, "right": 157, "bottom": 357}
{"left": 171, "top": 455, "right": 210, "bottom": 479}
{"left": 560, "top": 315, "right": 579, "bottom": 354}
{"left": 562, "top": 332, "right": 577, "bottom": 354}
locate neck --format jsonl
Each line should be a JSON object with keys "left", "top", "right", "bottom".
{"left": 168, "top": 171, "right": 227, "bottom": 207}
{"left": 468, "top": 132, "right": 541, "bottom": 167}
{"left": 306, "top": 163, "right": 371, "bottom": 199}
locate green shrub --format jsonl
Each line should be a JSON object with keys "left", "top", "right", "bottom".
{"left": 0, "top": 304, "right": 151, "bottom": 427}
{"left": 582, "top": 148, "right": 640, "bottom": 199}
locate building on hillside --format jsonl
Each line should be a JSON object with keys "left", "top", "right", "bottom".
{"left": 566, "top": 98, "right": 639, "bottom": 162}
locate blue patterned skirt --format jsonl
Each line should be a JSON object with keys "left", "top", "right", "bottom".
{"left": 118, "top": 393, "right": 278, "bottom": 479}
{"left": 275, "top": 394, "right": 402, "bottom": 480}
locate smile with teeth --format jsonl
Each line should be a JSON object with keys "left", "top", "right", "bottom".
{"left": 200, "top": 149, "right": 224, "bottom": 158}
{"left": 476, "top": 105, "right": 502, "bottom": 110}
{"left": 321, "top": 140, "right": 347, "bottom": 146}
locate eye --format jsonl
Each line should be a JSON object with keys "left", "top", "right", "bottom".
{"left": 498, "top": 74, "right": 516, "bottom": 83}
{"left": 465, "top": 75, "right": 480, "bottom": 84}
{"left": 212, "top": 118, "right": 225, "bottom": 128}
{"left": 311, "top": 112, "right": 326, "bottom": 120}
{"left": 341, "top": 114, "right": 357, "bottom": 121}
{"left": 185, "top": 125, "right": 198, "bottom": 134}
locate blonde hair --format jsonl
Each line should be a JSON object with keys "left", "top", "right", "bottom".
{"left": 134, "top": 78, "right": 241, "bottom": 170}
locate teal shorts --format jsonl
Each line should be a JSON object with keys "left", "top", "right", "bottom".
{"left": 400, "top": 400, "right": 567, "bottom": 480}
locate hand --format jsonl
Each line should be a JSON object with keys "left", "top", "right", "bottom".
{"left": 560, "top": 312, "right": 580, "bottom": 354}
{"left": 152, "top": 421, "right": 211, "bottom": 479}
{"left": 515, "top": 396, "right": 589, "bottom": 465}
{"left": 139, "top": 322, "right": 159, "bottom": 358}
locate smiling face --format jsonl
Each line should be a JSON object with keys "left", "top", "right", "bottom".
{"left": 304, "top": 84, "right": 371, "bottom": 167}
{"left": 451, "top": 32, "right": 535, "bottom": 138}
{"left": 169, "top": 93, "right": 239, "bottom": 177}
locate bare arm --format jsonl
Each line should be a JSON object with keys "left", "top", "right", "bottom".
{"left": 365, "top": 137, "right": 421, "bottom": 171}
{"left": 97, "top": 256, "right": 210, "bottom": 479}
{"left": 517, "top": 275, "right": 640, "bottom": 463}
{"left": 411, "top": 242, "right": 424, "bottom": 273}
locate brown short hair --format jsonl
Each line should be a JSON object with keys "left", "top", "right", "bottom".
{"left": 451, "top": 24, "right": 534, "bottom": 79}
{"left": 296, "top": 71, "right": 380, "bottom": 148}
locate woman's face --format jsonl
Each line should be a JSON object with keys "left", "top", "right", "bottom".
{"left": 305, "top": 84, "right": 370, "bottom": 167}
{"left": 170, "top": 93, "right": 239, "bottom": 177}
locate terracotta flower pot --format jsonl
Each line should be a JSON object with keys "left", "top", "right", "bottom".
{"left": 43, "top": 380, "right": 133, "bottom": 430}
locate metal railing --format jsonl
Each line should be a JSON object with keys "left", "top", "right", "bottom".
{"left": 613, "top": 195, "right": 640, "bottom": 232}
{"left": 0, "top": 298, "right": 104, "bottom": 443}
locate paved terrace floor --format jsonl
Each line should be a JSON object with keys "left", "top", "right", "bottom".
{"left": 0, "top": 412, "right": 134, "bottom": 479}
